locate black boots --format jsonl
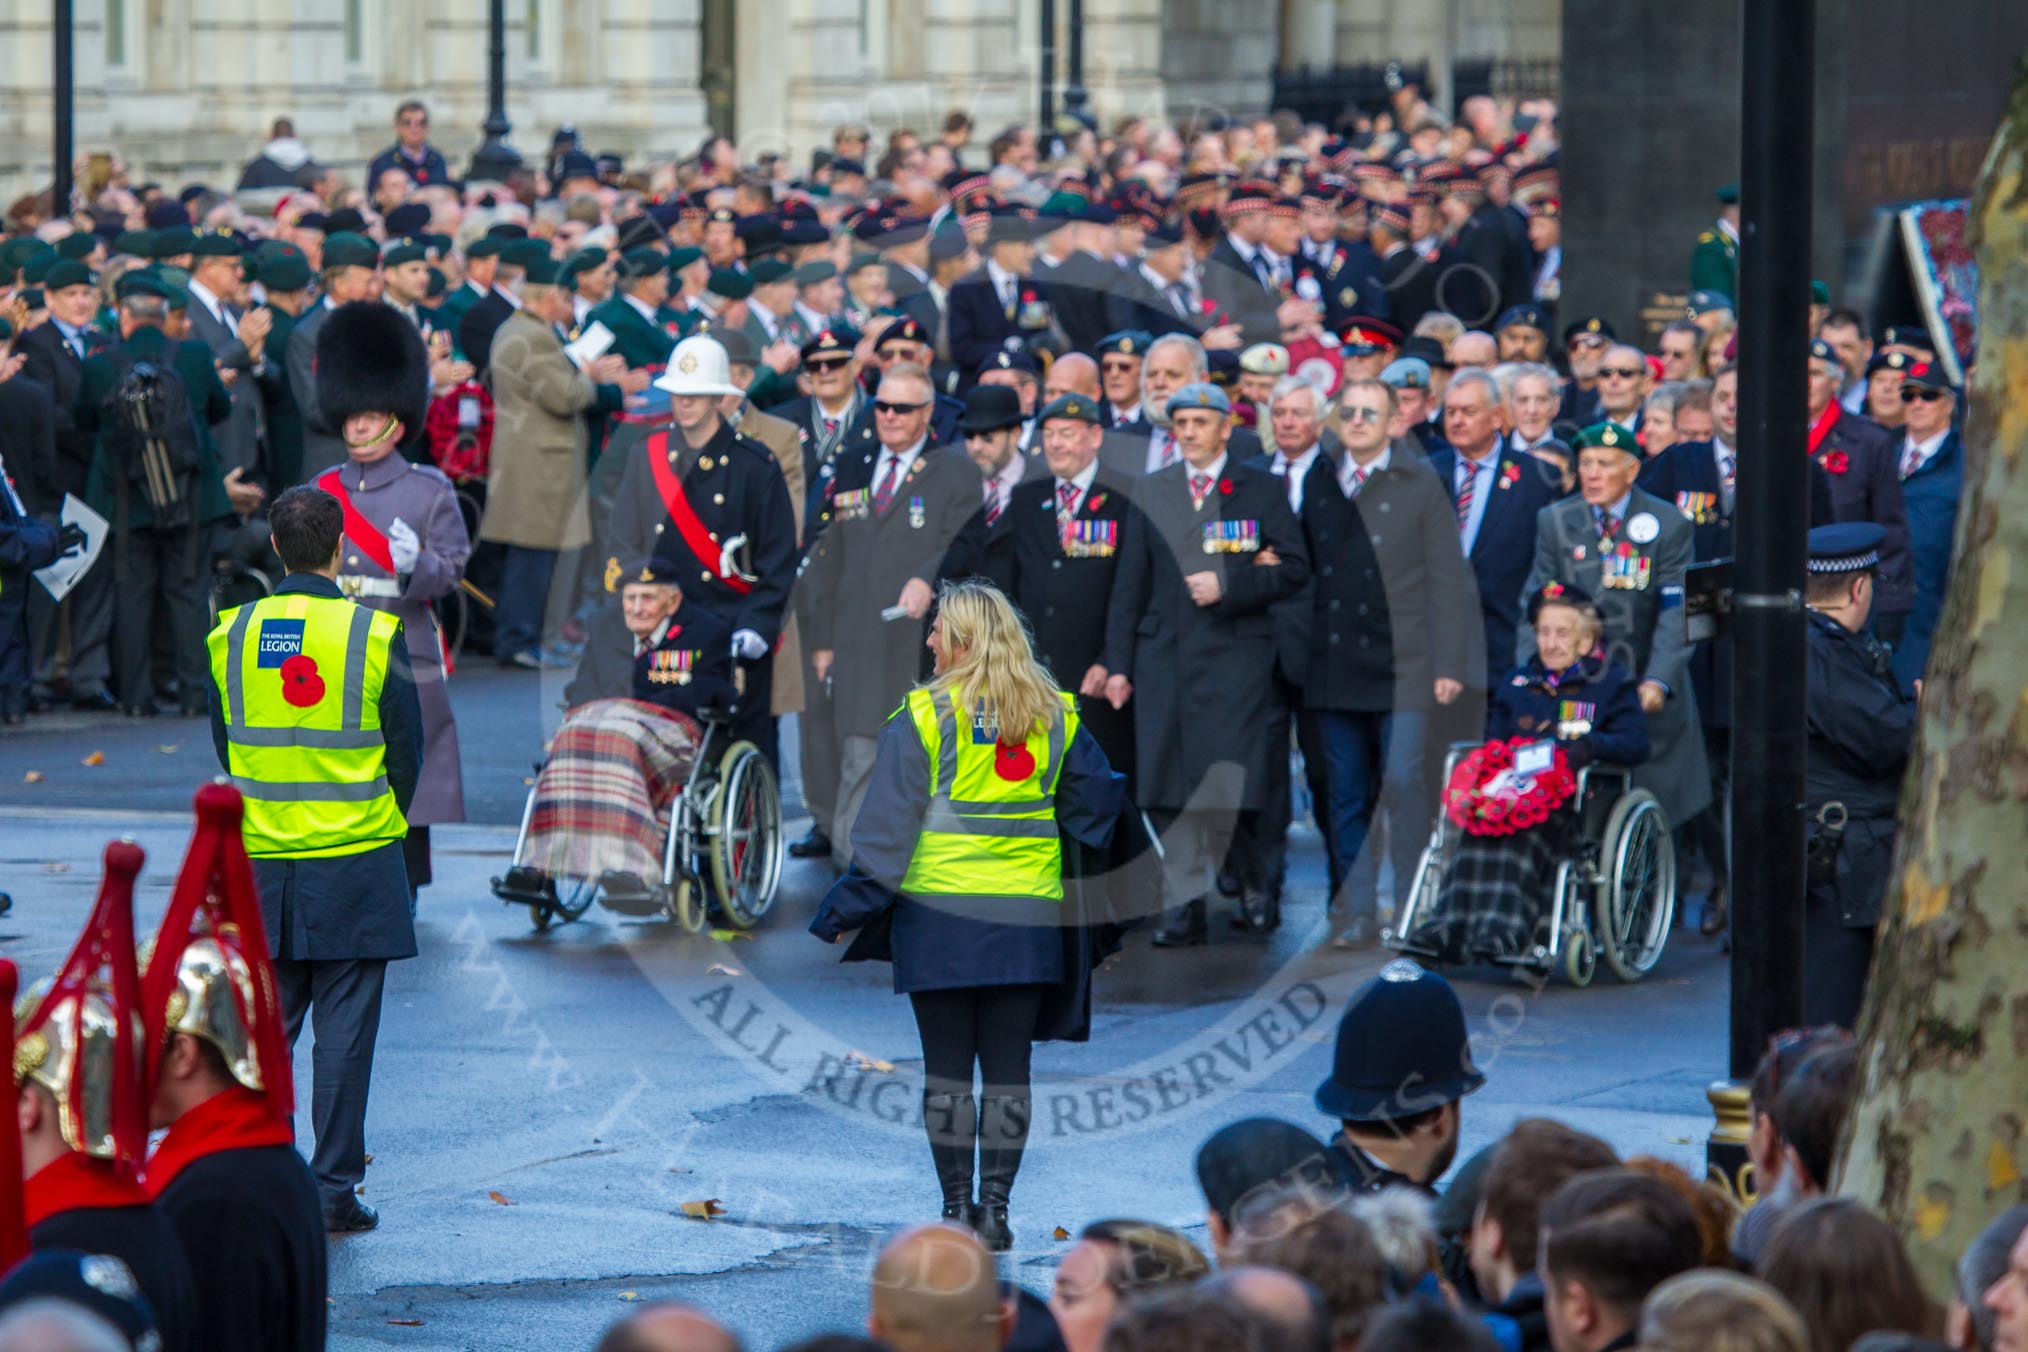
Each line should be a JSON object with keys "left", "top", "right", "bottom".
{"left": 1151, "top": 897, "right": 1208, "bottom": 947}
{"left": 974, "top": 1092, "right": 1031, "bottom": 1253}
{"left": 923, "top": 1092, "right": 977, "bottom": 1224}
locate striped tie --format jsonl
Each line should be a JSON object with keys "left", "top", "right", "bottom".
{"left": 984, "top": 480, "right": 1004, "bottom": 526}
{"left": 1900, "top": 446, "right": 1923, "bottom": 480}
{"left": 1190, "top": 473, "right": 1214, "bottom": 509}
{"left": 1057, "top": 481, "right": 1080, "bottom": 546}
{"left": 873, "top": 456, "right": 903, "bottom": 516}
{"left": 1347, "top": 466, "right": 1369, "bottom": 497}
{"left": 1455, "top": 461, "right": 1476, "bottom": 532}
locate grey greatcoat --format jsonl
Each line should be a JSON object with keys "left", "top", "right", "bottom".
{"left": 315, "top": 451, "right": 472, "bottom": 826}
{"left": 1100, "top": 457, "right": 1310, "bottom": 812}
{"left": 1519, "top": 487, "right": 1710, "bottom": 827}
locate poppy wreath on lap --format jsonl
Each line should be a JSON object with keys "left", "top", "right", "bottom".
{"left": 1443, "top": 736, "right": 1576, "bottom": 838}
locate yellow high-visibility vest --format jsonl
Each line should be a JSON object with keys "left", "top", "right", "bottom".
{"left": 899, "top": 686, "right": 1078, "bottom": 900}
{"left": 207, "top": 591, "right": 406, "bottom": 859}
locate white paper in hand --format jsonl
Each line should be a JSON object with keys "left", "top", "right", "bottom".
{"left": 563, "top": 321, "right": 616, "bottom": 369}
{"left": 34, "top": 495, "right": 109, "bottom": 603}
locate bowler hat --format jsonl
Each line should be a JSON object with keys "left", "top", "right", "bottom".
{"left": 1313, "top": 959, "right": 1484, "bottom": 1123}
{"left": 957, "top": 384, "right": 1025, "bottom": 435}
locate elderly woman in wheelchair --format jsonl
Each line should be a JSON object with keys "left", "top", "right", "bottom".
{"left": 1394, "top": 582, "right": 1671, "bottom": 983}
{"left": 494, "top": 556, "right": 781, "bottom": 928}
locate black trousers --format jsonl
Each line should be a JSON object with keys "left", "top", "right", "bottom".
{"left": 111, "top": 527, "right": 206, "bottom": 712}
{"left": 1253, "top": 678, "right": 1329, "bottom": 898}
{"left": 277, "top": 956, "right": 388, "bottom": 1207}
{"left": 1680, "top": 724, "right": 1732, "bottom": 894}
{"left": 909, "top": 985, "right": 1046, "bottom": 1097}
{"left": 495, "top": 545, "right": 557, "bottom": 660}
{"left": 797, "top": 637, "right": 840, "bottom": 832}
{"left": 731, "top": 651, "right": 778, "bottom": 770}
{"left": 29, "top": 547, "right": 114, "bottom": 696}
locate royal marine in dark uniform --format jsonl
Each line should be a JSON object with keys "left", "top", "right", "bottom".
{"left": 1801, "top": 523, "right": 1916, "bottom": 1028}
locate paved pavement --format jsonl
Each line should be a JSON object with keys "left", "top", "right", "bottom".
{"left": 0, "top": 670, "right": 1730, "bottom": 1352}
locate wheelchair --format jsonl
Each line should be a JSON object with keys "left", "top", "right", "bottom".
{"left": 1384, "top": 743, "right": 1677, "bottom": 986}
{"left": 491, "top": 706, "right": 785, "bottom": 933}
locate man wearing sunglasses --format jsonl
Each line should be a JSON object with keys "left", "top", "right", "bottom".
{"left": 1593, "top": 344, "right": 1650, "bottom": 434}
{"left": 1890, "top": 361, "right": 1963, "bottom": 692}
{"left": 1560, "top": 316, "right": 1613, "bottom": 428}
{"left": 802, "top": 363, "right": 987, "bottom": 868}
{"left": 367, "top": 100, "right": 449, "bottom": 190}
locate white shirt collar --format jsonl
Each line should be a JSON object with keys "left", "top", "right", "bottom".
{"left": 1058, "top": 459, "right": 1100, "bottom": 498}
{"left": 622, "top": 291, "right": 658, "bottom": 323}
{"left": 1224, "top": 232, "right": 1255, "bottom": 262}
{"left": 1340, "top": 445, "right": 1390, "bottom": 489}
{"left": 1459, "top": 442, "right": 1501, "bottom": 470}
{"left": 1904, "top": 427, "right": 1948, "bottom": 468}
{"left": 1185, "top": 451, "right": 1230, "bottom": 483}
{"left": 187, "top": 278, "right": 229, "bottom": 325}
{"left": 880, "top": 435, "right": 929, "bottom": 473}
{"left": 1113, "top": 400, "right": 1141, "bottom": 423}
{"left": 1273, "top": 442, "right": 1321, "bottom": 475}
{"left": 1714, "top": 436, "right": 1735, "bottom": 466}
{"left": 496, "top": 285, "right": 523, "bottom": 310}
{"left": 749, "top": 297, "right": 782, "bottom": 337}
{"left": 986, "top": 258, "right": 1020, "bottom": 295}
{"left": 635, "top": 616, "right": 672, "bottom": 654}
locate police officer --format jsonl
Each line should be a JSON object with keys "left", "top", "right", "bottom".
{"left": 205, "top": 484, "right": 423, "bottom": 1232}
{"left": 1802, "top": 523, "right": 1915, "bottom": 1028}
{"left": 1314, "top": 958, "right": 1484, "bottom": 1196}
{"left": 809, "top": 580, "right": 1123, "bottom": 1252}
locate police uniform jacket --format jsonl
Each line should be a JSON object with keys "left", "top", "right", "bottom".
{"left": 985, "top": 463, "right": 1139, "bottom": 773}
{"left": 14, "top": 319, "right": 102, "bottom": 500}
{"left": 207, "top": 573, "right": 424, "bottom": 960}
{"left": 75, "top": 325, "right": 234, "bottom": 533}
{"left": 478, "top": 310, "right": 598, "bottom": 552}
{"left": 799, "top": 441, "right": 986, "bottom": 739}
{"left": 1892, "top": 428, "right": 1962, "bottom": 690}
{"left": 154, "top": 1134, "right": 327, "bottom": 1352}
{"left": 808, "top": 698, "right": 1122, "bottom": 995}
{"left": 587, "top": 294, "right": 680, "bottom": 371}
{"left": 1520, "top": 488, "right": 1709, "bottom": 828}
{"left": 1489, "top": 651, "right": 1651, "bottom": 770}
{"left": 606, "top": 417, "right": 797, "bottom": 648}
{"left": 1815, "top": 409, "right": 1912, "bottom": 617}
{"left": 1297, "top": 451, "right": 1477, "bottom": 714}
{"left": 630, "top": 601, "right": 738, "bottom": 718}
{"left": 1100, "top": 457, "right": 1309, "bottom": 811}
{"left": 318, "top": 451, "right": 471, "bottom": 826}
{"left": 1426, "top": 444, "right": 1567, "bottom": 689}
{"left": 1805, "top": 607, "right": 1914, "bottom": 927}
{"left": 30, "top": 1194, "right": 200, "bottom": 1352}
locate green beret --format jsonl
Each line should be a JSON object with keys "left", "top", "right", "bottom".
{"left": 256, "top": 251, "right": 312, "bottom": 291}
{"left": 794, "top": 260, "right": 838, "bottom": 286}
{"left": 520, "top": 252, "right": 563, "bottom": 286}
{"left": 561, "top": 246, "right": 610, "bottom": 282}
{"left": 666, "top": 245, "right": 705, "bottom": 272}
{"left": 150, "top": 263, "right": 191, "bottom": 291}
{"left": 43, "top": 259, "right": 96, "bottom": 292}
{"left": 422, "top": 233, "right": 454, "bottom": 259}
{"left": 707, "top": 267, "right": 753, "bottom": 300}
{"left": 149, "top": 226, "right": 200, "bottom": 258}
{"left": 116, "top": 271, "right": 188, "bottom": 309}
{"left": 381, "top": 237, "right": 429, "bottom": 267}
{"left": 464, "top": 234, "right": 503, "bottom": 259}
{"left": 500, "top": 238, "right": 553, "bottom": 271}
{"left": 845, "top": 251, "right": 884, "bottom": 277}
{"left": 17, "top": 291, "right": 41, "bottom": 310}
{"left": 748, "top": 257, "right": 793, "bottom": 286}
{"left": 55, "top": 233, "right": 98, "bottom": 260}
{"left": 0, "top": 238, "right": 52, "bottom": 276}
{"left": 22, "top": 253, "right": 56, "bottom": 285}
{"left": 189, "top": 227, "right": 241, "bottom": 258}
{"left": 1716, "top": 183, "right": 1740, "bottom": 205}
{"left": 617, "top": 246, "right": 667, "bottom": 279}
{"left": 1809, "top": 279, "right": 1830, "bottom": 305}
{"left": 253, "top": 237, "right": 298, "bottom": 260}
{"left": 321, "top": 231, "right": 380, "bottom": 270}
{"left": 1572, "top": 421, "right": 1640, "bottom": 455}
{"left": 1036, "top": 393, "right": 1102, "bottom": 426}
{"left": 112, "top": 230, "right": 154, "bottom": 259}
{"left": 426, "top": 266, "right": 448, "bottom": 299}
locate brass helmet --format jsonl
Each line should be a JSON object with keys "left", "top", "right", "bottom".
{"left": 13, "top": 979, "right": 134, "bottom": 1158}
{"left": 157, "top": 930, "right": 265, "bottom": 1093}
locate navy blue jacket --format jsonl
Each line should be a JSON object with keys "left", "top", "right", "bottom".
{"left": 1, "top": 467, "right": 61, "bottom": 694}
{"left": 809, "top": 702, "right": 1123, "bottom": 994}
{"left": 630, "top": 601, "right": 737, "bottom": 719}
{"left": 1488, "top": 651, "right": 1651, "bottom": 769}
{"left": 1425, "top": 444, "right": 1566, "bottom": 689}
{"left": 367, "top": 142, "right": 451, "bottom": 188}
{"left": 1892, "top": 428, "right": 1962, "bottom": 689}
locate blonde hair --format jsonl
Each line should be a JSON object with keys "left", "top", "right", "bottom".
{"left": 1639, "top": 1270, "right": 1809, "bottom": 1352}
{"left": 925, "top": 580, "right": 1060, "bottom": 743}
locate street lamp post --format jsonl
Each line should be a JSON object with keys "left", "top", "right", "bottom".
{"left": 1707, "top": 0, "right": 1814, "bottom": 1202}
{"left": 1063, "top": 0, "right": 1088, "bottom": 130}
{"left": 468, "top": 0, "right": 522, "bottom": 183}
{"left": 53, "top": 0, "right": 74, "bottom": 217}
{"left": 1039, "top": 0, "right": 1057, "bottom": 137}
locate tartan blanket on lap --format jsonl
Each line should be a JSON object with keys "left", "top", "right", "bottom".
{"left": 525, "top": 698, "right": 701, "bottom": 880}
{"left": 1409, "top": 808, "right": 1577, "bottom": 962}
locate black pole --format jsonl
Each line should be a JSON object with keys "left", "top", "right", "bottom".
{"left": 1063, "top": 0, "right": 1088, "bottom": 127}
{"left": 1728, "top": 0, "right": 1813, "bottom": 1078}
{"left": 1039, "top": 0, "right": 1057, "bottom": 137}
{"left": 53, "top": 0, "right": 74, "bottom": 218}
{"left": 468, "top": 0, "right": 521, "bottom": 183}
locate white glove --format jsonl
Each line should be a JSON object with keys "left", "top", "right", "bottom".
{"left": 731, "top": 629, "right": 768, "bottom": 661}
{"left": 387, "top": 516, "right": 421, "bottom": 573}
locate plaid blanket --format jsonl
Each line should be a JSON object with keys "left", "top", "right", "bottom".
{"left": 1409, "top": 809, "right": 1577, "bottom": 962}
{"left": 525, "top": 699, "right": 701, "bottom": 881}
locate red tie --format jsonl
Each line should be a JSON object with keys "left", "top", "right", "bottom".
{"left": 1057, "top": 481, "right": 1080, "bottom": 545}
{"left": 1347, "top": 466, "right": 1369, "bottom": 497}
{"left": 873, "top": 455, "right": 903, "bottom": 515}
{"left": 1190, "top": 473, "right": 1214, "bottom": 508}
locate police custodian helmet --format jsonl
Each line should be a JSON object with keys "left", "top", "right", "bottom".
{"left": 1314, "top": 959, "right": 1486, "bottom": 1123}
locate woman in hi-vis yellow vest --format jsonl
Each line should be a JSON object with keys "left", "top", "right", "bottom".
{"left": 811, "top": 580, "right": 1124, "bottom": 1252}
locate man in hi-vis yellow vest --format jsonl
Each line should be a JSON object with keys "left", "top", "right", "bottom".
{"left": 207, "top": 483, "right": 422, "bottom": 1233}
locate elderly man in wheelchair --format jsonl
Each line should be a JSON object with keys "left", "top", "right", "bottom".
{"left": 492, "top": 556, "right": 782, "bottom": 930}
{"left": 1390, "top": 582, "right": 1676, "bottom": 985}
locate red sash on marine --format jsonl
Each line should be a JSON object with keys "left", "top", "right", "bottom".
{"left": 646, "top": 431, "right": 753, "bottom": 596}
{"left": 317, "top": 469, "right": 395, "bottom": 573}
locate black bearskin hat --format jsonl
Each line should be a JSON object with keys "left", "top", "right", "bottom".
{"left": 315, "top": 300, "right": 430, "bottom": 435}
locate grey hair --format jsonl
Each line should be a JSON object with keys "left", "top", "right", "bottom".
{"left": 120, "top": 294, "right": 168, "bottom": 322}
{"left": 1645, "top": 381, "right": 1686, "bottom": 417}
{"left": 1957, "top": 1205, "right": 2028, "bottom": 1352}
{"left": 1269, "top": 374, "right": 1328, "bottom": 419}
{"left": 1147, "top": 333, "right": 1208, "bottom": 381}
{"left": 0, "top": 1301, "right": 131, "bottom": 1352}
{"left": 1443, "top": 367, "right": 1502, "bottom": 408}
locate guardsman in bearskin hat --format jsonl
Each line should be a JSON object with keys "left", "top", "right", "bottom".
{"left": 313, "top": 298, "right": 472, "bottom": 900}
{"left": 11, "top": 843, "right": 198, "bottom": 1352}
{"left": 144, "top": 784, "right": 327, "bottom": 1352}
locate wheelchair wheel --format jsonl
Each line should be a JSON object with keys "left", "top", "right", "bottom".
{"left": 708, "top": 741, "right": 784, "bottom": 929}
{"left": 672, "top": 875, "right": 707, "bottom": 932}
{"left": 210, "top": 562, "right": 274, "bottom": 624}
{"left": 554, "top": 873, "right": 599, "bottom": 923}
{"left": 1563, "top": 926, "right": 1596, "bottom": 987}
{"left": 1595, "top": 789, "right": 1677, "bottom": 982}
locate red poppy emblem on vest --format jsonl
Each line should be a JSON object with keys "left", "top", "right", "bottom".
{"left": 993, "top": 742, "right": 1036, "bottom": 782}
{"left": 280, "top": 654, "right": 327, "bottom": 707}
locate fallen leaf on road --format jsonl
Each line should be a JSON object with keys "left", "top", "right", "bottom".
{"left": 156, "top": 744, "right": 179, "bottom": 754}
{"left": 22, "top": 771, "right": 43, "bottom": 783}
{"left": 1053, "top": 1226, "right": 1071, "bottom": 1240}
{"left": 82, "top": 751, "right": 105, "bottom": 766}
{"left": 618, "top": 1291, "right": 641, "bottom": 1302}
{"left": 364, "top": 1154, "right": 374, "bottom": 1165}
{"left": 846, "top": 1050, "right": 896, "bottom": 1073}
{"left": 707, "top": 963, "right": 741, "bottom": 976}
{"left": 487, "top": 1190, "right": 515, "bottom": 1206}
{"left": 679, "top": 1199, "right": 726, "bottom": 1219}
{"left": 386, "top": 1319, "right": 424, "bottom": 1327}
{"left": 708, "top": 928, "right": 753, "bottom": 942}
{"left": 43, "top": 862, "right": 69, "bottom": 874}
{"left": 523, "top": 777, "right": 535, "bottom": 786}
{"left": 1667, "top": 1136, "right": 1693, "bottom": 1146}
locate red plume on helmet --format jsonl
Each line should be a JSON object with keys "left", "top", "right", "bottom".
{"left": 15, "top": 841, "right": 150, "bottom": 1185}
{"left": 141, "top": 783, "right": 295, "bottom": 1123}
{"left": 0, "top": 959, "right": 25, "bottom": 1270}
